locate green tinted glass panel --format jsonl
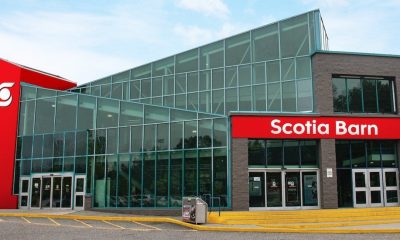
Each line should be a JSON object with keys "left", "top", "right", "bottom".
{"left": 252, "top": 23, "right": 279, "bottom": 61}
{"left": 225, "top": 32, "right": 250, "bottom": 66}
{"left": 152, "top": 57, "right": 174, "bottom": 76}
{"left": 176, "top": 49, "right": 198, "bottom": 73}
{"left": 200, "top": 41, "right": 224, "bottom": 69}
{"left": 280, "top": 14, "right": 309, "bottom": 57}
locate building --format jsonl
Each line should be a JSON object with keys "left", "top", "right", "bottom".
{"left": 1, "top": 10, "right": 399, "bottom": 213}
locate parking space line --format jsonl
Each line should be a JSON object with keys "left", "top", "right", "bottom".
{"left": 131, "top": 221, "right": 162, "bottom": 231}
{"left": 102, "top": 220, "right": 125, "bottom": 229}
{"left": 74, "top": 219, "right": 92, "bottom": 228}
{"left": 48, "top": 218, "right": 60, "bottom": 226}
{"left": 21, "top": 217, "right": 31, "bottom": 224}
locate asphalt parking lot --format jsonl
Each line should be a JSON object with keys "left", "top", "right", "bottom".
{"left": 1, "top": 216, "right": 400, "bottom": 240}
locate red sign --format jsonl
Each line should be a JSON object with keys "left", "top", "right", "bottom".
{"left": 231, "top": 115, "right": 400, "bottom": 139}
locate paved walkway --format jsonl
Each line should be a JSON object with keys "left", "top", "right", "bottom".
{"left": 1, "top": 208, "right": 400, "bottom": 233}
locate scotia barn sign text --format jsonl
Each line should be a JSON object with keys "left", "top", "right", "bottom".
{"left": 231, "top": 115, "right": 400, "bottom": 139}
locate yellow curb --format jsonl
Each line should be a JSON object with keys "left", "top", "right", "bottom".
{"left": 1, "top": 212, "right": 400, "bottom": 234}
{"left": 256, "top": 219, "right": 400, "bottom": 229}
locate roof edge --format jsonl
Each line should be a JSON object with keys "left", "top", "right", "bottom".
{"left": 312, "top": 50, "right": 400, "bottom": 59}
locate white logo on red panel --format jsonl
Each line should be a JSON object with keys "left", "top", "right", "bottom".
{"left": 0, "top": 82, "right": 15, "bottom": 107}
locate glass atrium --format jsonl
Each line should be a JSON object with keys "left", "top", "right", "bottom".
{"left": 15, "top": 10, "right": 326, "bottom": 209}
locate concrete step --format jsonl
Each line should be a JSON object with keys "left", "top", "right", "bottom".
{"left": 208, "top": 207, "right": 400, "bottom": 224}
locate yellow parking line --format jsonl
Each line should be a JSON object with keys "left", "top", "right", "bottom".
{"left": 48, "top": 218, "right": 60, "bottom": 226}
{"left": 21, "top": 217, "right": 31, "bottom": 224}
{"left": 102, "top": 220, "right": 125, "bottom": 229}
{"left": 131, "top": 221, "right": 162, "bottom": 231}
{"left": 74, "top": 219, "right": 92, "bottom": 228}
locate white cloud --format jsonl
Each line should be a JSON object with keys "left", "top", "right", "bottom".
{"left": 173, "top": 24, "right": 214, "bottom": 46}
{"left": 0, "top": 2, "right": 172, "bottom": 85}
{"left": 301, "top": 0, "right": 349, "bottom": 7}
{"left": 175, "top": 0, "right": 230, "bottom": 18}
{"left": 300, "top": 0, "right": 400, "bottom": 54}
{"left": 173, "top": 22, "right": 249, "bottom": 48}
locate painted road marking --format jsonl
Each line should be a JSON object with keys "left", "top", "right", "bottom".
{"left": 102, "top": 220, "right": 125, "bottom": 229}
{"left": 21, "top": 217, "right": 31, "bottom": 224}
{"left": 74, "top": 219, "right": 93, "bottom": 228}
{"left": 132, "top": 221, "right": 162, "bottom": 231}
{"left": 48, "top": 218, "right": 60, "bottom": 226}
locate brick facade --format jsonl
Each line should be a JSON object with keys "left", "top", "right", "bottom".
{"left": 231, "top": 138, "right": 249, "bottom": 210}
{"left": 312, "top": 52, "right": 400, "bottom": 209}
{"left": 229, "top": 52, "right": 400, "bottom": 211}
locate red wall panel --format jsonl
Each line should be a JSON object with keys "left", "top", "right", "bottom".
{"left": 0, "top": 61, "right": 21, "bottom": 208}
{"left": 0, "top": 59, "right": 76, "bottom": 209}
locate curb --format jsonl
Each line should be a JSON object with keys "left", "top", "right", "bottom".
{"left": 1, "top": 212, "right": 400, "bottom": 234}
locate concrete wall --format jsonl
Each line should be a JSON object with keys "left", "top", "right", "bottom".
{"left": 312, "top": 52, "right": 400, "bottom": 208}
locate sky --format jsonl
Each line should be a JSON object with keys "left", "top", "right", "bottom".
{"left": 1, "top": 0, "right": 400, "bottom": 85}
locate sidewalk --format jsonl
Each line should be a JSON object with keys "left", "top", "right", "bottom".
{"left": 1, "top": 208, "right": 400, "bottom": 234}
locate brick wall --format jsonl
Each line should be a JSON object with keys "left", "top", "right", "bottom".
{"left": 231, "top": 138, "right": 249, "bottom": 210}
{"left": 312, "top": 52, "right": 400, "bottom": 209}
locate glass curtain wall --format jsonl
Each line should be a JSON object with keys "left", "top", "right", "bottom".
{"left": 71, "top": 10, "right": 321, "bottom": 114}
{"left": 16, "top": 85, "right": 229, "bottom": 208}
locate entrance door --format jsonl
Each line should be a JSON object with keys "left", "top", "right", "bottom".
{"left": 19, "top": 177, "right": 30, "bottom": 209}
{"left": 52, "top": 177, "right": 62, "bottom": 208}
{"left": 285, "top": 172, "right": 301, "bottom": 207}
{"left": 249, "top": 170, "right": 319, "bottom": 210}
{"left": 41, "top": 177, "right": 52, "bottom": 208}
{"left": 249, "top": 172, "right": 265, "bottom": 207}
{"left": 74, "top": 176, "right": 86, "bottom": 209}
{"left": 30, "top": 177, "right": 41, "bottom": 208}
{"left": 266, "top": 172, "right": 282, "bottom": 207}
{"left": 61, "top": 176, "right": 72, "bottom": 208}
{"left": 383, "top": 169, "right": 399, "bottom": 206}
{"left": 352, "top": 169, "right": 383, "bottom": 208}
{"left": 27, "top": 174, "right": 74, "bottom": 209}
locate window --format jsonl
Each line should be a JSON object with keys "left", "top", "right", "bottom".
{"left": 249, "top": 139, "right": 318, "bottom": 168}
{"left": 333, "top": 75, "right": 396, "bottom": 113}
{"left": 335, "top": 140, "right": 397, "bottom": 169}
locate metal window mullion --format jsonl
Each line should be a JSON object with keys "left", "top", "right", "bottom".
{"left": 167, "top": 150, "right": 171, "bottom": 207}
{"left": 249, "top": 29, "right": 254, "bottom": 111}
{"left": 154, "top": 126, "right": 158, "bottom": 208}
{"left": 295, "top": 59, "right": 299, "bottom": 112}
{"left": 128, "top": 154, "right": 131, "bottom": 208}
{"left": 360, "top": 78, "right": 365, "bottom": 113}
{"left": 140, "top": 152, "right": 144, "bottom": 208}
{"left": 307, "top": 13, "right": 311, "bottom": 54}
{"left": 128, "top": 70, "right": 133, "bottom": 100}
{"left": 236, "top": 66, "right": 240, "bottom": 110}
{"left": 196, "top": 149, "right": 199, "bottom": 197}
{"left": 226, "top": 119, "right": 231, "bottom": 207}
{"left": 345, "top": 78, "right": 350, "bottom": 113}
{"left": 211, "top": 120, "right": 215, "bottom": 199}
{"left": 391, "top": 81, "right": 397, "bottom": 113}
{"left": 375, "top": 80, "right": 380, "bottom": 113}
{"left": 181, "top": 149, "right": 185, "bottom": 201}
{"left": 277, "top": 21, "right": 283, "bottom": 112}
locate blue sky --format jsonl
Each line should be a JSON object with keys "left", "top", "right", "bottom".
{"left": 1, "top": 0, "right": 400, "bottom": 85}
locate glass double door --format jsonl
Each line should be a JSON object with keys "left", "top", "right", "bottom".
{"left": 30, "top": 174, "right": 73, "bottom": 209}
{"left": 352, "top": 169, "right": 399, "bottom": 208}
{"left": 249, "top": 170, "right": 319, "bottom": 209}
